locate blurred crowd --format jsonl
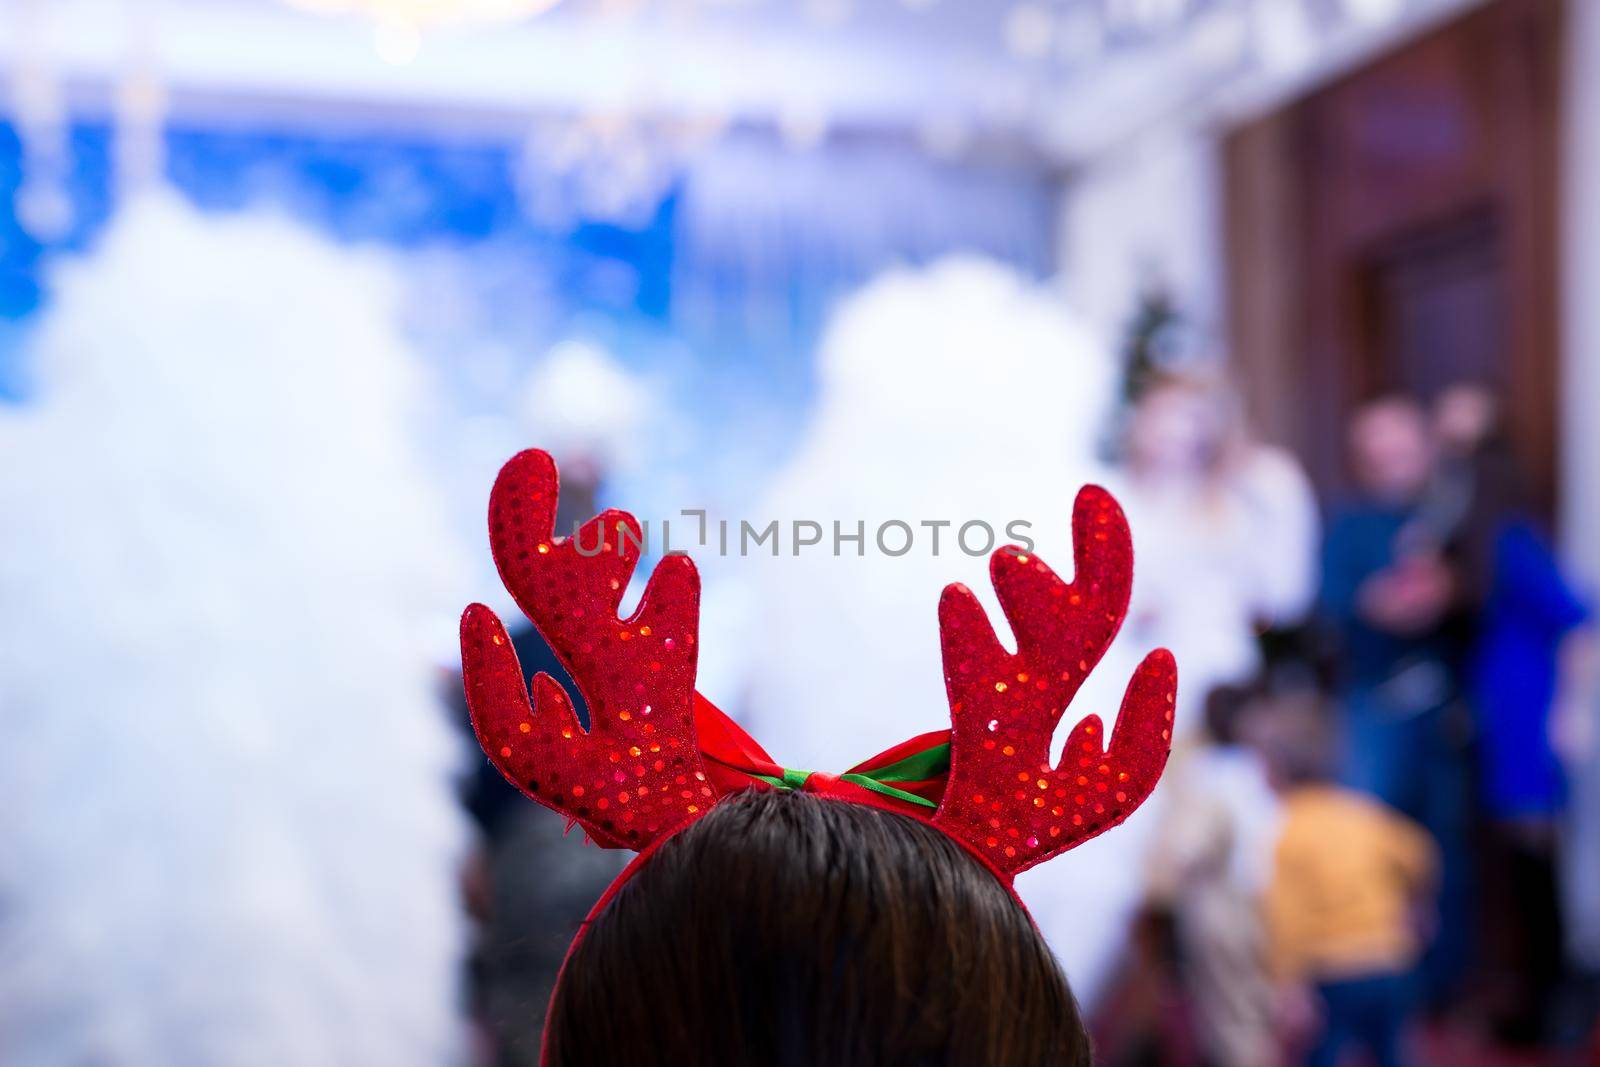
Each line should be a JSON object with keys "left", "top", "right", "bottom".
{"left": 1095, "top": 378, "right": 1600, "bottom": 1067}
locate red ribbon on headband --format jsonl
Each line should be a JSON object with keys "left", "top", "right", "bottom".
{"left": 692, "top": 693, "right": 951, "bottom": 816}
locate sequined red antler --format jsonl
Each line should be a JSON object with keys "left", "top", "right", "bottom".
{"left": 931, "top": 485, "right": 1177, "bottom": 878}
{"left": 460, "top": 449, "right": 722, "bottom": 850}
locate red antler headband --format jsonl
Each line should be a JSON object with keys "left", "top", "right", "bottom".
{"left": 461, "top": 448, "right": 1177, "bottom": 961}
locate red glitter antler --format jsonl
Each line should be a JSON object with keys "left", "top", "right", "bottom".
{"left": 460, "top": 449, "right": 722, "bottom": 850}
{"left": 932, "top": 485, "right": 1177, "bottom": 877}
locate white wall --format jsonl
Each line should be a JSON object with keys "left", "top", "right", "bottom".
{"left": 1055, "top": 120, "right": 1224, "bottom": 358}
{"left": 1562, "top": 0, "right": 1600, "bottom": 587}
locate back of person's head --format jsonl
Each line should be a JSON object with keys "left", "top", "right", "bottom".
{"left": 1242, "top": 686, "right": 1333, "bottom": 791}
{"left": 545, "top": 789, "right": 1090, "bottom": 1067}
{"left": 1201, "top": 680, "right": 1264, "bottom": 746}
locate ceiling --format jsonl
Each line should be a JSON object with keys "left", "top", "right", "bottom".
{"left": 2, "top": 0, "right": 1486, "bottom": 163}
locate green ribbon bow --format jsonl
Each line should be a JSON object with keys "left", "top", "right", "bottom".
{"left": 750, "top": 741, "right": 951, "bottom": 810}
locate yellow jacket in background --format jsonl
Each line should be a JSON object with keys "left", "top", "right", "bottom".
{"left": 1264, "top": 785, "right": 1437, "bottom": 982}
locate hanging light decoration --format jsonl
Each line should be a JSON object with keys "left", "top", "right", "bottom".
{"left": 9, "top": 0, "right": 74, "bottom": 242}
{"left": 514, "top": 109, "right": 728, "bottom": 230}
{"left": 283, "top": 0, "right": 567, "bottom": 63}
{"left": 283, "top": 0, "right": 566, "bottom": 23}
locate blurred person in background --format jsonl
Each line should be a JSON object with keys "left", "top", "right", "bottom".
{"left": 1115, "top": 370, "right": 1320, "bottom": 740}
{"left": 1430, "top": 382, "right": 1600, "bottom": 1044}
{"left": 454, "top": 343, "right": 642, "bottom": 1067}
{"left": 453, "top": 455, "right": 625, "bottom": 1067}
{"left": 1319, "top": 395, "right": 1472, "bottom": 1008}
{"left": 1259, "top": 697, "right": 1438, "bottom": 1067}
{"left": 1557, "top": 619, "right": 1600, "bottom": 1030}
{"left": 1145, "top": 681, "right": 1283, "bottom": 1067}
{"left": 1426, "top": 382, "right": 1518, "bottom": 607}
{"left": 1090, "top": 364, "right": 1315, "bottom": 1063}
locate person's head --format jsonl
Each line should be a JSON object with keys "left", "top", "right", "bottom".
{"left": 545, "top": 789, "right": 1090, "bottom": 1067}
{"left": 1125, "top": 373, "right": 1239, "bottom": 481}
{"left": 1348, "top": 395, "right": 1435, "bottom": 505}
{"left": 1202, "top": 680, "right": 1266, "bottom": 747}
{"left": 1433, "top": 380, "right": 1500, "bottom": 457}
{"left": 1241, "top": 687, "right": 1333, "bottom": 792}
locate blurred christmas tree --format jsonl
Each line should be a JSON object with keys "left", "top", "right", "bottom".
{"left": 1118, "top": 284, "right": 1188, "bottom": 406}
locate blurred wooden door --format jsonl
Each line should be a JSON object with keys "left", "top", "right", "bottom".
{"left": 1224, "top": 0, "right": 1562, "bottom": 511}
{"left": 1361, "top": 208, "right": 1505, "bottom": 401}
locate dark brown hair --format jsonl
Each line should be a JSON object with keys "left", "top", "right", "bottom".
{"left": 545, "top": 789, "right": 1089, "bottom": 1067}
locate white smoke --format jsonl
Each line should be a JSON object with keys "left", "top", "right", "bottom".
{"left": 520, "top": 338, "right": 650, "bottom": 473}
{"left": 0, "top": 193, "right": 469, "bottom": 1066}
{"left": 714, "top": 256, "right": 1116, "bottom": 758}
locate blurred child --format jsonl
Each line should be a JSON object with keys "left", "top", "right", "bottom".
{"left": 1258, "top": 701, "right": 1438, "bottom": 1067}
{"left": 1148, "top": 683, "right": 1282, "bottom": 1067}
